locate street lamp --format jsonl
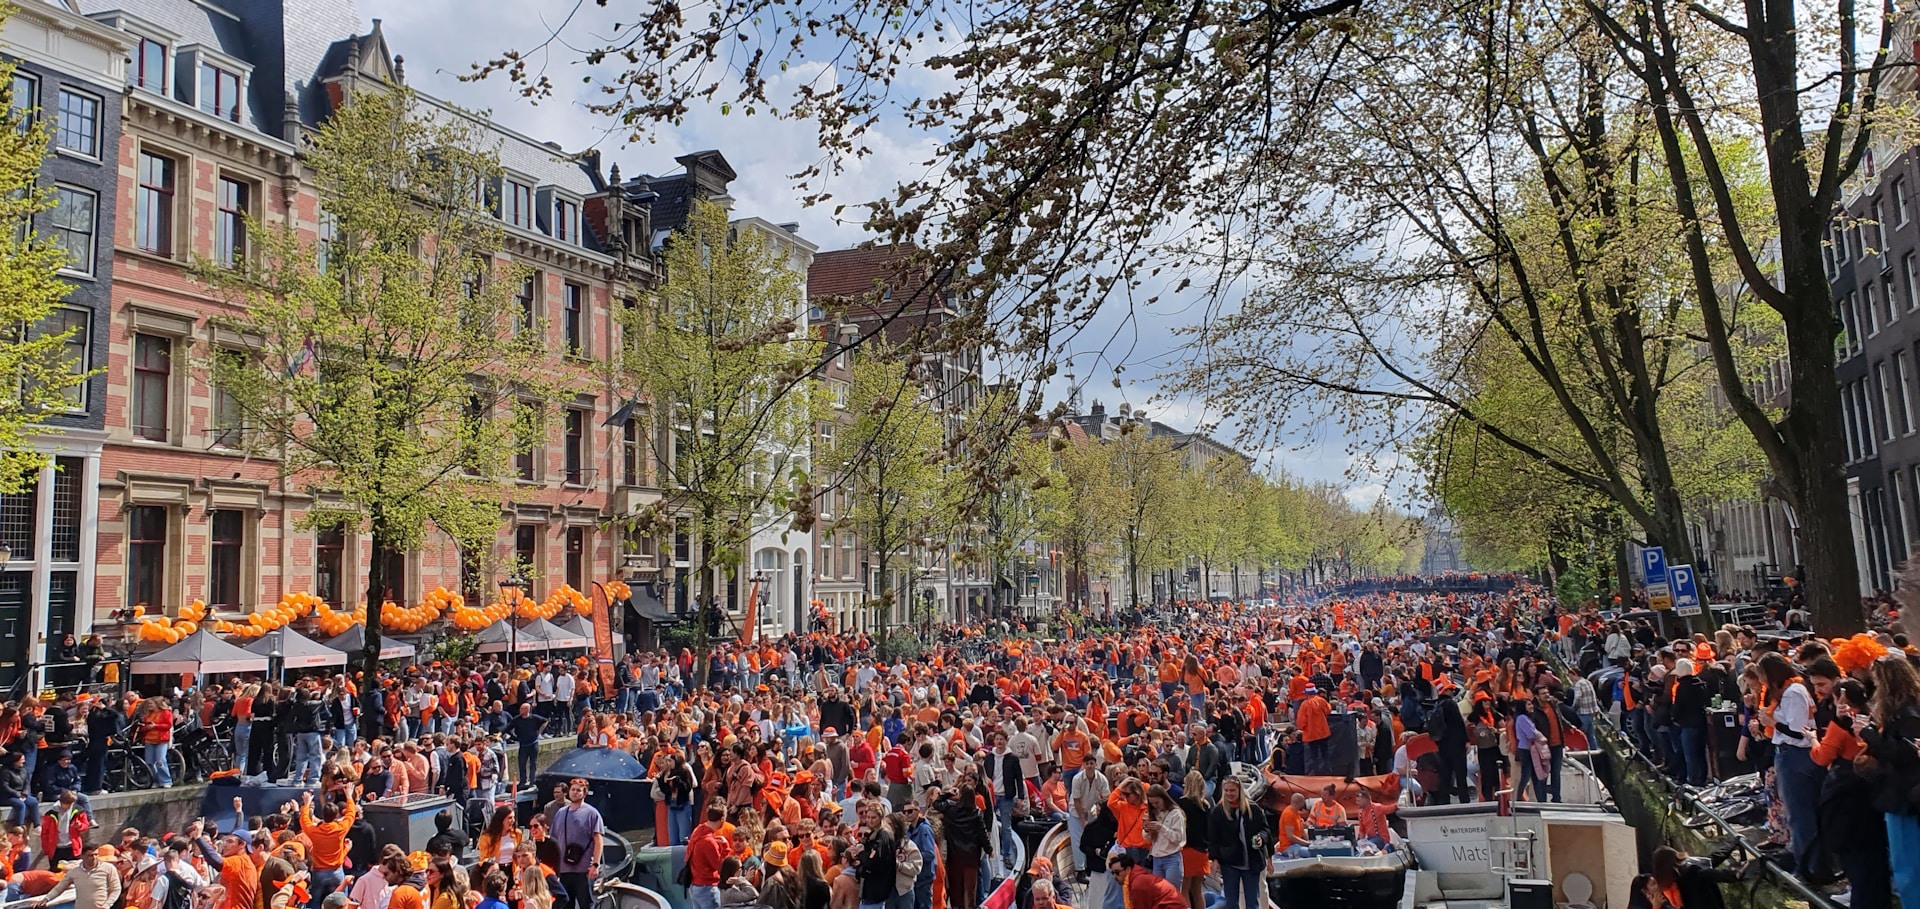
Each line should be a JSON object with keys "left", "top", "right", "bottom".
{"left": 268, "top": 627, "right": 285, "bottom": 685}
{"left": 501, "top": 575, "right": 528, "bottom": 661}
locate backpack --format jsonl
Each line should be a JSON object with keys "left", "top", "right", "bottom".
{"left": 893, "top": 836, "right": 923, "bottom": 896}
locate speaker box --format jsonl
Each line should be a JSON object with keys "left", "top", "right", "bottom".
{"left": 1508, "top": 879, "right": 1555, "bottom": 909}
{"left": 1325, "top": 711, "right": 1360, "bottom": 776}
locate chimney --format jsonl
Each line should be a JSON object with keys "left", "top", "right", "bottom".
{"left": 778, "top": 222, "right": 800, "bottom": 234}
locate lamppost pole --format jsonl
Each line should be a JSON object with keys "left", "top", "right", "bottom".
{"left": 501, "top": 575, "right": 528, "bottom": 661}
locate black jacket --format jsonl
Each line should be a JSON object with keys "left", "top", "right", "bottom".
{"left": 1080, "top": 804, "right": 1117, "bottom": 871}
{"left": 1206, "top": 803, "right": 1272, "bottom": 871}
{"left": 1672, "top": 677, "right": 1710, "bottom": 730}
{"left": 934, "top": 791, "right": 992, "bottom": 854}
{"left": 85, "top": 706, "right": 121, "bottom": 750}
{"left": 852, "top": 828, "right": 896, "bottom": 904}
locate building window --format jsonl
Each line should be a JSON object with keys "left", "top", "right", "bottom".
{"left": 209, "top": 509, "right": 244, "bottom": 608}
{"left": 126, "top": 505, "right": 167, "bottom": 609}
{"left": 515, "top": 274, "right": 537, "bottom": 335}
{"left": 1901, "top": 350, "right": 1917, "bottom": 435}
{"left": 1881, "top": 361, "right": 1900, "bottom": 442}
{"left": 622, "top": 415, "right": 642, "bottom": 485}
{"left": 315, "top": 527, "right": 345, "bottom": 607}
{"left": 216, "top": 177, "right": 248, "bottom": 267}
{"left": 377, "top": 547, "right": 407, "bottom": 605}
{"left": 563, "top": 407, "right": 586, "bottom": 485}
{"left": 132, "top": 333, "right": 171, "bottom": 441}
{"left": 1890, "top": 279, "right": 1902, "bottom": 327}
{"left": 514, "top": 525, "right": 538, "bottom": 576}
{"left": 50, "top": 457, "right": 80, "bottom": 562}
{"left": 49, "top": 185, "right": 95, "bottom": 275}
{"left": 1867, "top": 284, "right": 1882, "bottom": 337}
{"left": 503, "top": 180, "right": 533, "bottom": 229}
{"left": 0, "top": 477, "right": 32, "bottom": 562}
{"left": 199, "top": 64, "right": 241, "bottom": 122}
{"left": 460, "top": 395, "right": 487, "bottom": 476}
{"left": 565, "top": 527, "right": 585, "bottom": 591}
{"left": 316, "top": 210, "right": 339, "bottom": 274}
{"left": 33, "top": 308, "right": 90, "bottom": 411}
{"left": 9, "top": 72, "right": 35, "bottom": 125}
{"left": 211, "top": 348, "right": 247, "bottom": 447}
{"left": 135, "top": 151, "right": 174, "bottom": 255}
{"left": 133, "top": 38, "right": 167, "bottom": 92}
{"left": 562, "top": 282, "right": 583, "bottom": 353}
{"left": 54, "top": 90, "right": 99, "bottom": 157}
{"left": 514, "top": 403, "right": 538, "bottom": 481}
{"left": 554, "top": 198, "right": 579, "bottom": 243}
{"left": 673, "top": 532, "right": 689, "bottom": 564}
{"left": 1899, "top": 178, "right": 1912, "bottom": 227}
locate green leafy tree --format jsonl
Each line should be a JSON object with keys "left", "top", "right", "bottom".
{"left": 198, "top": 87, "right": 554, "bottom": 716}
{"left": 826, "top": 340, "right": 949, "bottom": 638}
{"left": 1101, "top": 428, "right": 1184, "bottom": 606}
{"left": 619, "top": 201, "right": 819, "bottom": 682}
{"left": 1031, "top": 430, "right": 1118, "bottom": 609}
{"left": 0, "top": 44, "right": 97, "bottom": 491}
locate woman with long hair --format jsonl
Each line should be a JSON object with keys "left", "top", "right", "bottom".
{"left": 1862, "top": 653, "right": 1920, "bottom": 907}
{"left": 1175, "top": 771, "right": 1211, "bottom": 909}
{"left": 1814, "top": 679, "right": 1894, "bottom": 909}
{"left": 933, "top": 779, "right": 990, "bottom": 909}
{"left": 1755, "top": 652, "right": 1823, "bottom": 877}
{"left": 1143, "top": 783, "right": 1186, "bottom": 887}
{"left": 1205, "top": 777, "right": 1270, "bottom": 909}
{"left": 428, "top": 857, "right": 467, "bottom": 909}
{"left": 797, "top": 848, "right": 830, "bottom": 909}
{"left": 477, "top": 805, "right": 520, "bottom": 866}
{"left": 511, "top": 864, "right": 551, "bottom": 909}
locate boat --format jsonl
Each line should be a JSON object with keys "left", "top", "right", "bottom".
{"left": 1269, "top": 850, "right": 1410, "bottom": 909}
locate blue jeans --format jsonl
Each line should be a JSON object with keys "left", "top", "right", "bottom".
{"left": 144, "top": 743, "right": 171, "bottom": 787}
{"left": 1775, "top": 745, "right": 1824, "bottom": 875}
{"left": 912, "top": 878, "right": 931, "bottom": 909}
{"left": 309, "top": 868, "right": 344, "bottom": 908}
{"left": 1888, "top": 812, "right": 1920, "bottom": 908}
{"left": 689, "top": 885, "right": 719, "bottom": 909}
{"left": 667, "top": 804, "right": 693, "bottom": 845}
{"left": 1066, "top": 813, "right": 1086, "bottom": 872}
{"left": 1150, "top": 853, "right": 1183, "bottom": 888}
{"left": 1679, "top": 726, "right": 1707, "bottom": 786}
{"left": 334, "top": 720, "right": 356, "bottom": 747}
{"left": 292, "top": 732, "right": 323, "bottom": 783}
{"left": 2, "top": 795, "right": 36, "bottom": 827}
{"left": 231, "top": 723, "right": 251, "bottom": 772}
{"left": 994, "top": 795, "right": 1016, "bottom": 862}
{"left": 1220, "top": 865, "right": 1260, "bottom": 909}
{"left": 1100, "top": 870, "right": 1124, "bottom": 909}
{"left": 1305, "top": 738, "right": 1330, "bottom": 776}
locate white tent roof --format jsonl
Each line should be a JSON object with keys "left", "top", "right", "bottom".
{"left": 132, "top": 630, "right": 270, "bottom": 676}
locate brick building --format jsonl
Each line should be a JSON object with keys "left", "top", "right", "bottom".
{"left": 0, "top": 0, "right": 129, "bottom": 684}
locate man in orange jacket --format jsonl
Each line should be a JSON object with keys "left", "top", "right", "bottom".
{"left": 1296, "top": 686, "right": 1333, "bottom": 775}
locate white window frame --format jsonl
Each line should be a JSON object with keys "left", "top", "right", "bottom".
{"left": 1898, "top": 177, "right": 1911, "bottom": 226}
{"left": 1880, "top": 361, "right": 1899, "bottom": 441}
{"left": 1868, "top": 283, "right": 1882, "bottom": 337}
{"left": 1898, "top": 349, "right": 1916, "bottom": 435}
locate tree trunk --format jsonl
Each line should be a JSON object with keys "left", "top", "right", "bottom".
{"left": 692, "top": 506, "right": 717, "bottom": 688}
{"left": 357, "top": 513, "right": 390, "bottom": 741}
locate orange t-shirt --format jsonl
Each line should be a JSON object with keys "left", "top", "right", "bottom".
{"left": 1279, "top": 806, "right": 1308, "bottom": 845}
{"left": 1296, "top": 697, "right": 1330, "bottom": 742}
{"left": 221, "top": 854, "right": 259, "bottom": 909}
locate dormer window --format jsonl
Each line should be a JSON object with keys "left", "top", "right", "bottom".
{"left": 501, "top": 178, "right": 533, "bottom": 229}
{"left": 200, "top": 64, "right": 241, "bottom": 122}
{"left": 133, "top": 37, "right": 167, "bottom": 92}
{"left": 554, "top": 197, "right": 580, "bottom": 244}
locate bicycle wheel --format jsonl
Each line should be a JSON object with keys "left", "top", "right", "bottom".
{"left": 104, "top": 749, "right": 127, "bottom": 791}
{"left": 166, "top": 748, "right": 186, "bottom": 785}
{"left": 199, "top": 740, "right": 232, "bottom": 777}
{"left": 126, "top": 753, "right": 155, "bottom": 790}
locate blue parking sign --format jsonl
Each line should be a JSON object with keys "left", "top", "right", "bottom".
{"left": 1670, "top": 564, "right": 1701, "bottom": 615}
{"left": 1641, "top": 546, "right": 1667, "bottom": 584}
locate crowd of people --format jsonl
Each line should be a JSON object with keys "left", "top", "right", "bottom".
{"left": 1562, "top": 602, "right": 1920, "bottom": 908}
{"left": 0, "top": 576, "right": 1916, "bottom": 909}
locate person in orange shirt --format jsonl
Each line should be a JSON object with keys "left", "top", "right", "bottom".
{"left": 299, "top": 789, "right": 357, "bottom": 900}
{"left": 217, "top": 830, "right": 258, "bottom": 909}
{"left": 1295, "top": 686, "right": 1333, "bottom": 774}
{"left": 1277, "top": 793, "right": 1311, "bottom": 858}
{"left": 1108, "top": 777, "right": 1150, "bottom": 857}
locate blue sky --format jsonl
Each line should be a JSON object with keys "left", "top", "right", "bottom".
{"left": 358, "top": 0, "right": 1407, "bottom": 505}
